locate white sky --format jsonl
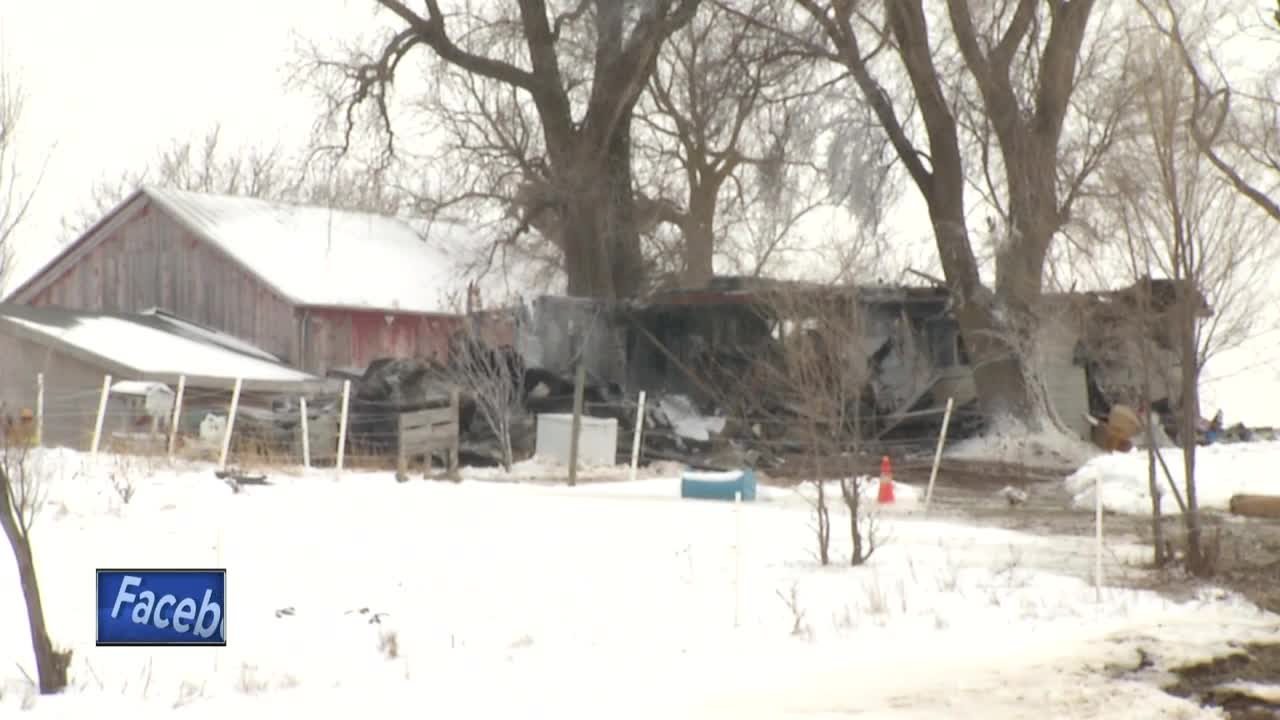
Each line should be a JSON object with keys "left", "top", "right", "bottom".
{"left": 0, "top": 0, "right": 1276, "bottom": 425}
{"left": 0, "top": 0, "right": 370, "bottom": 277}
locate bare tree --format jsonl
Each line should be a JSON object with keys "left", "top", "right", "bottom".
{"left": 1102, "top": 32, "right": 1274, "bottom": 575}
{"left": 781, "top": 0, "right": 1120, "bottom": 430}
{"left": 303, "top": 0, "right": 702, "bottom": 301}
{"left": 1137, "top": 0, "right": 1280, "bottom": 223}
{"left": 60, "top": 124, "right": 401, "bottom": 241}
{"left": 635, "top": 0, "right": 851, "bottom": 287}
{"left": 59, "top": 124, "right": 297, "bottom": 239}
{"left": 446, "top": 315, "right": 526, "bottom": 471}
{"left": 0, "top": 64, "right": 47, "bottom": 288}
{"left": 1, "top": 405, "right": 71, "bottom": 694}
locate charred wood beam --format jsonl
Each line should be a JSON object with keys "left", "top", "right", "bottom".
{"left": 622, "top": 313, "right": 728, "bottom": 404}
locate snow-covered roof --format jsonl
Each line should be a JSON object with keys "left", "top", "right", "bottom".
{"left": 5, "top": 186, "right": 562, "bottom": 312}
{"left": 144, "top": 186, "right": 541, "bottom": 314}
{"left": 0, "top": 304, "right": 332, "bottom": 392}
{"left": 138, "top": 307, "right": 282, "bottom": 363}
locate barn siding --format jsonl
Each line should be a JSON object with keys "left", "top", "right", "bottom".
{"left": 305, "top": 308, "right": 462, "bottom": 374}
{"left": 25, "top": 201, "right": 298, "bottom": 365}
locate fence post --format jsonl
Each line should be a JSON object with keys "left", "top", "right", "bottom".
{"left": 395, "top": 411, "right": 408, "bottom": 482}
{"left": 629, "top": 390, "right": 647, "bottom": 483}
{"left": 167, "top": 375, "right": 186, "bottom": 459}
{"left": 336, "top": 380, "right": 352, "bottom": 474}
{"left": 924, "top": 397, "right": 956, "bottom": 513}
{"left": 448, "top": 388, "right": 460, "bottom": 474}
{"left": 34, "top": 373, "right": 44, "bottom": 447}
{"left": 300, "top": 397, "right": 311, "bottom": 469}
{"left": 734, "top": 490, "right": 743, "bottom": 629}
{"left": 567, "top": 363, "right": 586, "bottom": 487}
{"left": 1094, "top": 473, "right": 1104, "bottom": 602}
{"left": 218, "top": 378, "right": 243, "bottom": 471}
{"left": 90, "top": 374, "right": 112, "bottom": 458}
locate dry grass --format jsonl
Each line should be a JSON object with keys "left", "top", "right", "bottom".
{"left": 378, "top": 629, "right": 400, "bottom": 659}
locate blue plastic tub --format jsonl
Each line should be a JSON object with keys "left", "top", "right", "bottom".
{"left": 680, "top": 469, "right": 757, "bottom": 501}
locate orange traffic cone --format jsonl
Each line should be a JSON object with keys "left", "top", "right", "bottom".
{"left": 877, "top": 455, "right": 896, "bottom": 504}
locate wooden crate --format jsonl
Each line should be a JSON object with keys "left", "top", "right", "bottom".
{"left": 396, "top": 390, "right": 460, "bottom": 480}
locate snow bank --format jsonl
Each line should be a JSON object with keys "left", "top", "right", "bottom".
{"left": 1064, "top": 441, "right": 1280, "bottom": 515}
{"left": 947, "top": 416, "right": 1100, "bottom": 469}
{"left": 1216, "top": 682, "right": 1280, "bottom": 703}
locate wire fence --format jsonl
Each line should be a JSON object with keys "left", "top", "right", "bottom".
{"left": 8, "top": 363, "right": 1270, "bottom": 477}
{"left": 2, "top": 372, "right": 985, "bottom": 470}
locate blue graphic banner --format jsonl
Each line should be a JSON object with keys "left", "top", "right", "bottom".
{"left": 96, "top": 569, "right": 226, "bottom": 646}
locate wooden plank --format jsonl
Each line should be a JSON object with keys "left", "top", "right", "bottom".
{"left": 875, "top": 374, "right": 943, "bottom": 440}
{"left": 1229, "top": 494, "right": 1280, "bottom": 519}
{"left": 401, "top": 426, "right": 457, "bottom": 446}
{"left": 401, "top": 421, "right": 456, "bottom": 438}
{"left": 399, "top": 406, "right": 457, "bottom": 428}
{"left": 397, "top": 389, "right": 460, "bottom": 477}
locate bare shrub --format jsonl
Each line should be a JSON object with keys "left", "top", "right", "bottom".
{"left": 861, "top": 574, "right": 890, "bottom": 616}
{"left": 741, "top": 285, "right": 874, "bottom": 566}
{"left": 378, "top": 629, "right": 400, "bottom": 660}
{"left": 776, "top": 583, "right": 810, "bottom": 638}
{"left": 172, "top": 680, "right": 205, "bottom": 709}
{"left": 810, "top": 482, "right": 832, "bottom": 566}
{"left": 937, "top": 561, "right": 962, "bottom": 594}
{"left": 108, "top": 456, "right": 139, "bottom": 506}
{"left": 839, "top": 476, "right": 883, "bottom": 567}
{"left": 832, "top": 604, "right": 856, "bottom": 630}
{"left": 235, "top": 664, "right": 268, "bottom": 695}
{"left": 446, "top": 313, "right": 525, "bottom": 471}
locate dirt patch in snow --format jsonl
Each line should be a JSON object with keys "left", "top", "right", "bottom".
{"left": 1199, "top": 513, "right": 1280, "bottom": 616}
{"left": 1164, "top": 643, "right": 1280, "bottom": 719}
{"left": 910, "top": 468, "right": 1280, "bottom": 612}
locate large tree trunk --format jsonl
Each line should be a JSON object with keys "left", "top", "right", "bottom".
{"left": 557, "top": 116, "right": 647, "bottom": 299}
{"left": 680, "top": 189, "right": 717, "bottom": 288}
{"left": 955, "top": 303, "right": 1042, "bottom": 424}
{"left": 944, "top": 0, "right": 1097, "bottom": 429}
{"left": 923, "top": 154, "right": 1040, "bottom": 426}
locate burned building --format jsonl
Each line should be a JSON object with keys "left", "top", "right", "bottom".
{"left": 1048, "top": 276, "right": 1212, "bottom": 436}
{"left": 516, "top": 275, "right": 1207, "bottom": 449}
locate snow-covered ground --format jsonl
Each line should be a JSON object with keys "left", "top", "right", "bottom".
{"left": 1065, "top": 440, "right": 1280, "bottom": 516}
{"left": 1, "top": 449, "right": 1277, "bottom": 718}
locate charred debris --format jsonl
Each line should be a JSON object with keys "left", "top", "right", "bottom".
{"left": 248, "top": 276, "right": 1233, "bottom": 473}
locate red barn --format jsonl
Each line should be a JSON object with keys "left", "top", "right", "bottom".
{"left": 7, "top": 186, "right": 535, "bottom": 375}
